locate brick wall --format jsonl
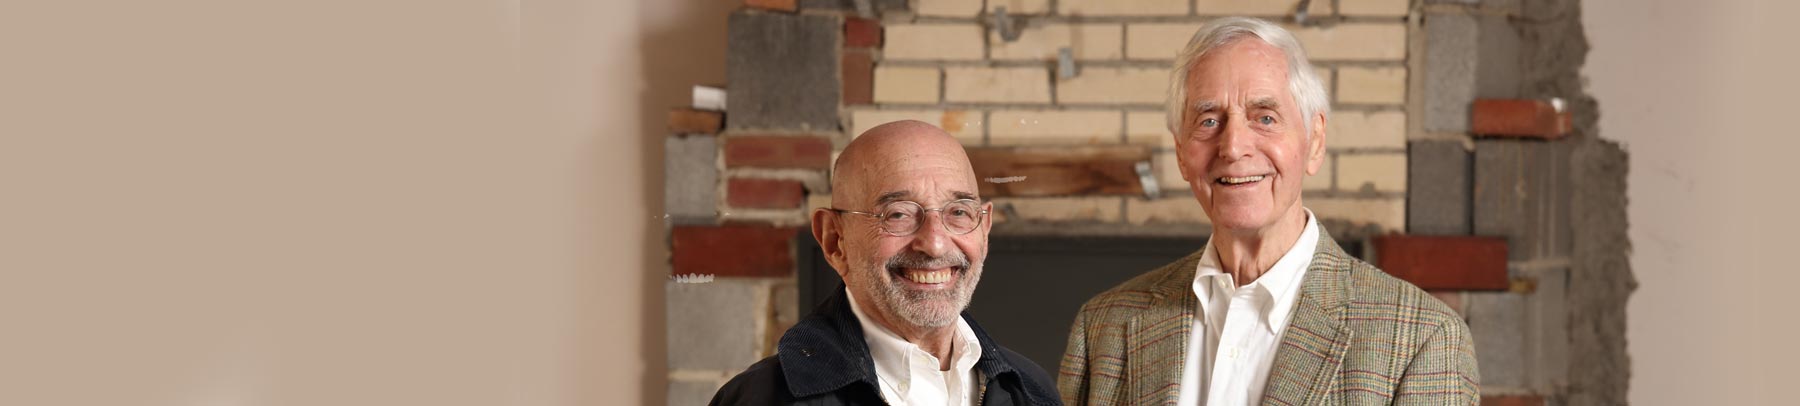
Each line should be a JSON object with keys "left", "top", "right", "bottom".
{"left": 862, "top": 0, "right": 1412, "bottom": 233}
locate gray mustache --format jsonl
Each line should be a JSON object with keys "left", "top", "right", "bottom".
{"left": 884, "top": 250, "right": 969, "bottom": 272}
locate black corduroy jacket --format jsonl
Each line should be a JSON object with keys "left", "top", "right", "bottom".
{"left": 709, "top": 288, "right": 1062, "bottom": 406}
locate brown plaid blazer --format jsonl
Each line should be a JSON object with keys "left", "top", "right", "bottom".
{"left": 1057, "top": 227, "right": 1479, "bottom": 405}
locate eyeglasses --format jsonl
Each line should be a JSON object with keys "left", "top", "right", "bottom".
{"left": 827, "top": 199, "right": 989, "bottom": 236}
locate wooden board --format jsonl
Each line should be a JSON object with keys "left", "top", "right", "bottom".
{"left": 965, "top": 146, "right": 1153, "bottom": 197}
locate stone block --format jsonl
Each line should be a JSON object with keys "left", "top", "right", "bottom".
{"left": 1474, "top": 139, "right": 1572, "bottom": 261}
{"left": 724, "top": 135, "right": 833, "bottom": 170}
{"left": 1466, "top": 291, "right": 1527, "bottom": 388}
{"left": 1337, "top": 66, "right": 1407, "bottom": 105}
{"left": 727, "top": 178, "right": 806, "bottom": 209}
{"left": 671, "top": 225, "right": 800, "bottom": 277}
{"left": 944, "top": 67, "right": 1052, "bottom": 104}
{"left": 1056, "top": 67, "right": 1171, "bottom": 104}
{"left": 990, "top": 23, "right": 1124, "bottom": 61}
{"left": 666, "top": 278, "right": 766, "bottom": 370}
{"left": 1408, "top": 140, "right": 1471, "bottom": 235}
{"left": 873, "top": 65, "right": 940, "bottom": 104}
{"left": 727, "top": 11, "right": 841, "bottom": 132}
{"left": 665, "top": 136, "right": 719, "bottom": 222}
{"left": 988, "top": 110, "right": 1121, "bottom": 145}
{"left": 1060, "top": 0, "right": 1187, "bottom": 16}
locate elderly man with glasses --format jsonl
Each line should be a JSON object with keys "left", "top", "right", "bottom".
{"left": 710, "top": 120, "right": 1062, "bottom": 406}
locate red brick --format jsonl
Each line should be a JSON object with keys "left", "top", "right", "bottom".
{"left": 671, "top": 225, "right": 798, "bottom": 277}
{"left": 1373, "top": 235, "right": 1509, "bottom": 290}
{"left": 845, "top": 17, "right": 882, "bottom": 48}
{"left": 744, "top": 0, "right": 796, "bottom": 12}
{"left": 1481, "top": 394, "right": 1545, "bottom": 406}
{"left": 724, "top": 136, "right": 833, "bottom": 170}
{"left": 1471, "top": 99, "right": 1570, "bottom": 139}
{"left": 842, "top": 49, "right": 873, "bottom": 105}
{"left": 727, "top": 178, "right": 805, "bottom": 209}
{"left": 667, "top": 108, "right": 723, "bottom": 134}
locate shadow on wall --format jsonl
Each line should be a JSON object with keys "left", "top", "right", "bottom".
{"left": 636, "top": 1, "right": 736, "bottom": 405}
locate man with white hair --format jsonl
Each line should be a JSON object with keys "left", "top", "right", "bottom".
{"left": 1056, "top": 17, "right": 1479, "bottom": 405}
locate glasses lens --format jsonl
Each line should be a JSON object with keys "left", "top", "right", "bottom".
{"left": 942, "top": 200, "right": 981, "bottom": 234}
{"left": 879, "top": 201, "right": 922, "bottom": 235}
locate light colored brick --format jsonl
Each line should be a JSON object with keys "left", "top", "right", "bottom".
{"left": 1305, "top": 155, "right": 1333, "bottom": 191}
{"left": 805, "top": 193, "right": 833, "bottom": 213}
{"left": 944, "top": 67, "right": 1052, "bottom": 104}
{"left": 1341, "top": 0, "right": 1410, "bottom": 16}
{"left": 916, "top": 0, "right": 983, "bottom": 16}
{"left": 850, "top": 109, "right": 983, "bottom": 144}
{"left": 884, "top": 24, "right": 985, "bottom": 61}
{"left": 1057, "top": 67, "right": 1170, "bottom": 105}
{"left": 1294, "top": 23, "right": 1408, "bottom": 61}
{"left": 988, "top": 110, "right": 1121, "bottom": 145}
{"left": 1315, "top": 66, "right": 1333, "bottom": 89}
{"left": 1154, "top": 150, "right": 1188, "bottom": 191}
{"left": 1060, "top": 0, "right": 1187, "bottom": 16}
{"left": 1326, "top": 110, "right": 1406, "bottom": 149}
{"left": 1126, "top": 23, "right": 1204, "bottom": 60}
{"left": 1126, "top": 111, "right": 1173, "bottom": 147}
{"left": 873, "top": 66, "right": 940, "bottom": 104}
{"left": 995, "top": 197, "right": 1124, "bottom": 222}
{"left": 1127, "top": 196, "right": 1210, "bottom": 224}
{"left": 1336, "top": 153, "right": 1408, "bottom": 192}
{"left": 1195, "top": 0, "right": 1331, "bottom": 16}
{"left": 1337, "top": 66, "right": 1407, "bottom": 105}
{"left": 988, "top": 0, "right": 1050, "bottom": 14}
{"left": 991, "top": 23, "right": 1124, "bottom": 61}
{"left": 1305, "top": 196, "right": 1405, "bottom": 232}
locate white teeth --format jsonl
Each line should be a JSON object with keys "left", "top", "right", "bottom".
{"left": 1219, "top": 175, "right": 1266, "bottom": 185}
{"left": 905, "top": 270, "right": 951, "bottom": 284}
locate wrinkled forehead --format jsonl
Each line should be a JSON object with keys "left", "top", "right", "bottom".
{"left": 842, "top": 148, "right": 980, "bottom": 209}
{"left": 1184, "top": 38, "right": 1293, "bottom": 104}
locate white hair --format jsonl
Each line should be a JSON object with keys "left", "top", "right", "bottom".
{"left": 1164, "top": 17, "right": 1330, "bottom": 136}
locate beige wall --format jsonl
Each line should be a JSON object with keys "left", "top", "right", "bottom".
{"left": 0, "top": 0, "right": 732, "bottom": 404}
{"left": 1585, "top": 0, "right": 1800, "bottom": 403}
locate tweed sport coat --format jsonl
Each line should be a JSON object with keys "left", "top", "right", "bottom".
{"left": 1057, "top": 227, "right": 1479, "bottom": 405}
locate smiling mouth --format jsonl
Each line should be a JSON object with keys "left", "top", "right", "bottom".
{"left": 891, "top": 267, "right": 961, "bottom": 286}
{"left": 1216, "top": 175, "right": 1267, "bottom": 186}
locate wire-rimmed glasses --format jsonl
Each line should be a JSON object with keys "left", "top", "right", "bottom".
{"left": 827, "top": 199, "right": 988, "bottom": 236}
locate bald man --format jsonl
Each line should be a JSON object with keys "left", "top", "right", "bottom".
{"left": 710, "top": 120, "right": 1061, "bottom": 406}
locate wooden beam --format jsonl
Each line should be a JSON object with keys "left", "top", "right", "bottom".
{"left": 1372, "top": 235, "right": 1509, "bottom": 290}
{"left": 965, "top": 146, "right": 1153, "bottom": 197}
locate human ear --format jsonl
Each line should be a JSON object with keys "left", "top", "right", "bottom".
{"left": 1304, "top": 113, "right": 1327, "bottom": 175}
{"left": 810, "top": 207, "right": 852, "bottom": 279}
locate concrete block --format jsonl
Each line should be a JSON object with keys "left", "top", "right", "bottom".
{"left": 665, "top": 136, "right": 719, "bottom": 222}
{"left": 1407, "top": 140, "right": 1471, "bottom": 235}
{"left": 1060, "top": 0, "right": 1187, "bottom": 16}
{"left": 884, "top": 23, "right": 985, "bottom": 61}
{"left": 1475, "top": 14, "right": 1523, "bottom": 99}
{"left": 666, "top": 278, "right": 766, "bottom": 370}
{"left": 1056, "top": 67, "right": 1171, "bottom": 104}
{"left": 1525, "top": 267, "right": 1570, "bottom": 391}
{"left": 1424, "top": 12, "right": 1478, "bottom": 132}
{"left": 1474, "top": 139, "right": 1572, "bottom": 261}
{"left": 990, "top": 23, "right": 1124, "bottom": 61}
{"left": 944, "top": 67, "right": 1052, "bottom": 104}
{"left": 1466, "top": 291, "right": 1527, "bottom": 387}
{"left": 727, "top": 11, "right": 841, "bottom": 132}
{"left": 988, "top": 110, "right": 1121, "bottom": 145}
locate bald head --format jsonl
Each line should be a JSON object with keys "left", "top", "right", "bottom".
{"left": 831, "top": 120, "right": 978, "bottom": 209}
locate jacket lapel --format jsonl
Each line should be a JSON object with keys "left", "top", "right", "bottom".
{"left": 1259, "top": 231, "right": 1354, "bottom": 406}
{"left": 1125, "top": 252, "right": 1200, "bottom": 406}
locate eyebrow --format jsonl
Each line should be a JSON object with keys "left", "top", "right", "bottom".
{"left": 873, "top": 190, "right": 980, "bottom": 205}
{"left": 1248, "top": 97, "right": 1281, "bottom": 110}
{"left": 1193, "top": 100, "right": 1220, "bottom": 113}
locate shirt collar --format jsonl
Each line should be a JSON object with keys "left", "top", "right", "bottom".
{"left": 1192, "top": 209, "right": 1321, "bottom": 333}
{"left": 845, "top": 288, "right": 983, "bottom": 394}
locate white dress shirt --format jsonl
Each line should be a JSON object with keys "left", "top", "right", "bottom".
{"left": 847, "top": 289, "right": 983, "bottom": 406}
{"left": 1175, "top": 210, "right": 1320, "bottom": 406}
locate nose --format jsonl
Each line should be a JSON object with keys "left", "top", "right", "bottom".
{"left": 1216, "top": 116, "right": 1254, "bottom": 162}
{"left": 907, "top": 210, "right": 954, "bottom": 259}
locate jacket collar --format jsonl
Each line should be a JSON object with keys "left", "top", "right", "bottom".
{"left": 776, "top": 287, "right": 1056, "bottom": 405}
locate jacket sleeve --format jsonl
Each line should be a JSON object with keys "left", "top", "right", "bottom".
{"left": 1056, "top": 305, "right": 1092, "bottom": 405}
{"left": 1393, "top": 318, "right": 1481, "bottom": 405}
